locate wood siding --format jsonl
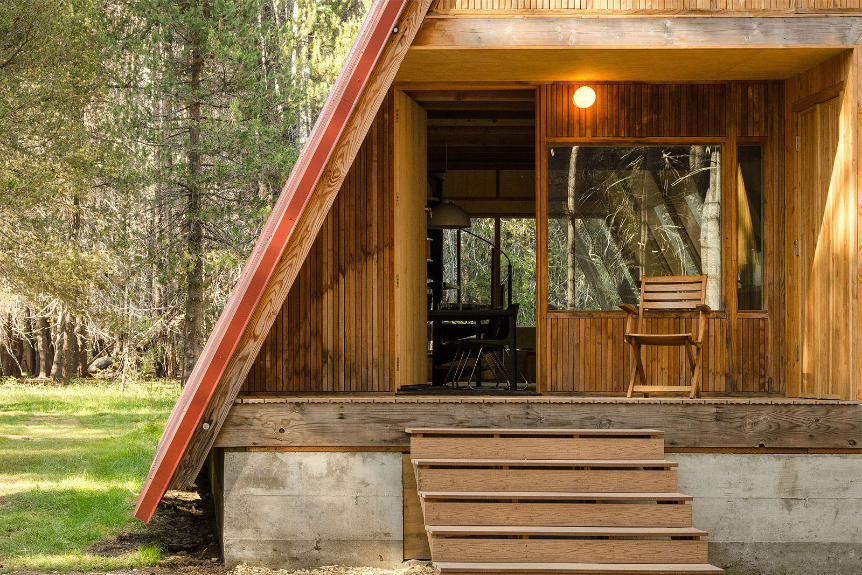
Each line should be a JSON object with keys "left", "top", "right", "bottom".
{"left": 543, "top": 82, "right": 771, "bottom": 140}
{"left": 429, "top": 0, "right": 862, "bottom": 11}
{"left": 242, "top": 95, "right": 395, "bottom": 393}
{"left": 785, "top": 52, "right": 857, "bottom": 400}
{"left": 544, "top": 84, "right": 729, "bottom": 140}
{"left": 545, "top": 314, "right": 769, "bottom": 393}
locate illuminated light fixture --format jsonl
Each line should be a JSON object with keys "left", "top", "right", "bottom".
{"left": 573, "top": 86, "right": 596, "bottom": 109}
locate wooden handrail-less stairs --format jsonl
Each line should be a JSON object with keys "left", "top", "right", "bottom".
{"left": 407, "top": 428, "right": 724, "bottom": 575}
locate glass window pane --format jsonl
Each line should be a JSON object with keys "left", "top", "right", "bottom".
{"left": 441, "top": 218, "right": 494, "bottom": 308}
{"left": 737, "top": 145, "right": 764, "bottom": 311}
{"left": 547, "top": 145, "right": 722, "bottom": 311}
{"left": 501, "top": 218, "right": 536, "bottom": 326}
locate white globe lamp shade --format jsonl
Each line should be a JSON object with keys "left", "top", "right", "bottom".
{"left": 573, "top": 86, "right": 596, "bottom": 109}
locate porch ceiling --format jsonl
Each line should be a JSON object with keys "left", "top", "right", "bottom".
{"left": 395, "top": 47, "right": 847, "bottom": 83}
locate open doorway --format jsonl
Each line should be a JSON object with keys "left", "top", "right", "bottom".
{"left": 405, "top": 88, "right": 538, "bottom": 392}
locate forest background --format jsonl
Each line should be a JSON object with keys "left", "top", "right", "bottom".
{"left": 0, "top": 0, "right": 373, "bottom": 383}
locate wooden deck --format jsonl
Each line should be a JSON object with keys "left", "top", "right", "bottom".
{"left": 235, "top": 393, "right": 858, "bottom": 405}
{"left": 216, "top": 393, "right": 862, "bottom": 452}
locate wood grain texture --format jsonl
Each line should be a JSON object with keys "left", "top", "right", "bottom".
{"left": 215, "top": 401, "right": 862, "bottom": 449}
{"left": 423, "top": 500, "right": 692, "bottom": 527}
{"left": 403, "top": 454, "right": 432, "bottom": 560}
{"left": 416, "top": 467, "right": 678, "bottom": 492}
{"left": 434, "top": 563, "right": 724, "bottom": 574}
{"left": 429, "top": 538, "right": 708, "bottom": 564}
{"left": 394, "top": 91, "right": 429, "bottom": 388}
{"left": 544, "top": 84, "right": 729, "bottom": 139}
{"left": 412, "top": 17, "right": 862, "bottom": 49}
{"left": 166, "top": 0, "right": 435, "bottom": 490}
{"left": 785, "top": 51, "right": 857, "bottom": 400}
{"left": 410, "top": 436, "right": 665, "bottom": 459}
{"left": 241, "top": 100, "right": 395, "bottom": 394}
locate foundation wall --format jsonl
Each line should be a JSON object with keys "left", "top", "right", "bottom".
{"left": 676, "top": 453, "right": 862, "bottom": 575}
{"left": 217, "top": 450, "right": 861, "bottom": 573}
{"left": 220, "top": 451, "right": 404, "bottom": 569}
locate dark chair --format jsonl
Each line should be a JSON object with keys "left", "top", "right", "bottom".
{"left": 443, "top": 304, "right": 525, "bottom": 390}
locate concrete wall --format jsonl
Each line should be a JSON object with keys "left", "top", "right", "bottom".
{"left": 217, "top": 450, "right": 861, "bottom": 573}
{"left": 221, "top": 451, "right": 403, "bottom": 569}
{"left": 676, "top": 453, "right": 862, "bottom": 575}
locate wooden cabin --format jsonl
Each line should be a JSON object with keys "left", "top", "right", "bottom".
{"left": 136, "top": 2, "right": 862, "bottom": 574}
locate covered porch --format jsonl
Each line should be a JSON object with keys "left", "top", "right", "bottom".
{"left": 240, "top": 39, "right": 862, "bottom": 401}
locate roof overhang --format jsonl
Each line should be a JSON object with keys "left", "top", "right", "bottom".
{"left": 398, "top": 15, "right": 861, "bottom": 83}
{"left": 396, "top": 47, "right": 849, "bottom": 83}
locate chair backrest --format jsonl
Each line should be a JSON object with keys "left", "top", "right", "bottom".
{"left": 482, "top": 304, "right": 519, "bottom": 341}
{"left": 639, "top": 275, "right": 707, "bottom": 314}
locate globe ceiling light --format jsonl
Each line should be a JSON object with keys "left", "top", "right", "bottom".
{"left": 573, "top": 86, "right": 597, "bottom": 109}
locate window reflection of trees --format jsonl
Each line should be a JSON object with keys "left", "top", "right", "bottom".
{"left": 548, "top": 146, "right": 722, "bottom": 311}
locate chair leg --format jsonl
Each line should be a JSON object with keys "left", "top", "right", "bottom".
{"left": 626, "top": 343, "right": 637, "bottom": 398}
{"left": 689, "top": 344, "right": 703, "bottom": 399}
{"left": 627, "top": 341, "right": 646, "bottom": 398}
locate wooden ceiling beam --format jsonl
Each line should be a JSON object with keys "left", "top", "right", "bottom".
{"left": 412, "top": 16, "right": 862, "bottom": 49}
{"left": 407, "top": 89, "right": 536, "bottom": 101}
{"left": 427, "top": 118, "right": 536, "bottom": 127}
{"left": 416, "top": 100, "right": 535, "bottom": 110}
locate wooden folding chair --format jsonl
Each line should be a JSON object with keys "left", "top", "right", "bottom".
{"left": 620, "top": 275, "right": 714, "bottom": 399}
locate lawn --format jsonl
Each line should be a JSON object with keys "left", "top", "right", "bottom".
{"left": 0, "top": 378, "right": 181, "bottom": 572}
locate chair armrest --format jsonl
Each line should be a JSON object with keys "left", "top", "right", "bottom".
{"left": 619, "top": 304, "right": 639, "bottom": 315}
{"left": 695, "top": 303, "right": 714, "bottom": 315}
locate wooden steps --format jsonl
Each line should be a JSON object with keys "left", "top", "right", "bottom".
{"left": 407, "top": 428, "right": 722, "bottom": 575}
{"left": 433, "top": 563, "right": 725, "bottom": 575}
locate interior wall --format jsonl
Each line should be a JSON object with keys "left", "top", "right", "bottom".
{"left": 538, "top": 82, "right": 781, "bottom": 394}
{"left": 242, "top": 93, "right": 395, "bottom": 393}
{"left": 784, "top": 51, "right": 858, "bottom": 400}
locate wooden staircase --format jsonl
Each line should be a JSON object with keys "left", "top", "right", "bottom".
{"left": 407, "top": 428, "right": 723, "bottom": 575}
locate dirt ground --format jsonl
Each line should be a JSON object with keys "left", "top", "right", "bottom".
{"left": 66, "top": 487, "right": 433, "bottom": 575}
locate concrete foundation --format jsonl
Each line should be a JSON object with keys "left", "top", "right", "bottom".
{"left": 675, "top": 453, "right": 862, "bottom": 575}
{"left": 220, "top": 451, "right": 403, "bottom": 569}
{"left": 217, "top": 450, "right": 861, "bottom": 573}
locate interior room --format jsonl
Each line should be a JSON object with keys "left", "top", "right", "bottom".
{"left": 405, "top": 88, "right": 538, "bottom": 392}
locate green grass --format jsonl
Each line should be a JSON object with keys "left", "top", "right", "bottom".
{"left": 0, "top": 377, "right": 180, "bottom": 572}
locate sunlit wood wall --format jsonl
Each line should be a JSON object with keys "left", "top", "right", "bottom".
{"left": 242, "top": 94, "right": 395, "bottom": 393}
{"left": 784, "top": 52, "right": 858, "bottom": 400}
{"left": 538, "top": 81, "right": 782, "bottom": 394}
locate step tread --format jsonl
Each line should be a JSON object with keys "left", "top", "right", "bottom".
{"left": 421, "top": 492, "right": 693, "bottom": 501}
{"left": 413, "top": 459, "right": 678, "bottom": 468}
{"left": 427, "top": 526, "right": 707, "bottom": 537}
{"left": 408, "top": 428, "right": 664, "bottom": 436}
{"left": 435, "top": 562, "right": 724, "bottom": 574}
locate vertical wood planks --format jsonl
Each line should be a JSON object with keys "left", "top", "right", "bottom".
{"left": 242, "top": 94, "right": 396, "bottom": 393}
{"left": 545, "top": 83, "right": 730, "bottom": 140}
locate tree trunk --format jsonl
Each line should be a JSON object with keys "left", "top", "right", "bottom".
{"left": 701, "top": 147, "right": 722, "bottom": 309}
{"left": 182, "top": 33, "right": 205, "bottom": 382}
{"left": 63, "top": 314, "right": 78, "bottom": 383}
{"left": 60, "top": 313, "right": 75, "bottom": 384}
{"left": 50, "top": 311, "right": 65, "bottom": 381}
{"left": 25, "top": 309, "right": 38, "bottom": 377}
{"left": 76, "top": 321, "right": 88, "bottom": 378}
{"left": 566, "top": 147, "right": 579, "bottom": 309}
{"left": 36, "top": 316, "right": 51, "bottom": 378}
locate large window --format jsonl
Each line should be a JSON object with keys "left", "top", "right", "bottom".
{"left": 547, "top": 145, "right": 722, "bottom": 310}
